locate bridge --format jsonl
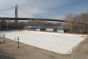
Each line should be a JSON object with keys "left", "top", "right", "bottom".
{"left": 0, "top": 5, "right": 87, "bottom": 25}
{"left": 0, "top": 5, "right": 67, "bottom": 31}
{"left": 0, "top": 17, "right": 66, "bottom": 22}
{"left": 0, "top": 5, "right": 65, "bottom": 22}
{"left": 0, "top": 5, "right": 88, "bottom": 33}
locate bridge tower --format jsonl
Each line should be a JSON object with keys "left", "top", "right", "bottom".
{"left": 15, "top": 5, "right": 18, "bottom": 22}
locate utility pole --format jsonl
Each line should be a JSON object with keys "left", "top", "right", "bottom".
{"left": 15, "top": 5, "right": 18, "bottom": 22}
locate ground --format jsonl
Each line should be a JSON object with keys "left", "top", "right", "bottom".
{"left": 0, "top": 38, "right": 71, "bottom": 59}
{"left": 72, "top": 36, "right": 88, "bottom": 59}
{"left": 1, "top": 30, "right": 86, "bottom": 54}
{"left": 0, "top": 30, "right": 87, "bottom": 59}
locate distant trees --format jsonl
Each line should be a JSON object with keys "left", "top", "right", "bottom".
{"left": 64, "top": 13, "right": 88, "bottom": 33}
{"left": 28, "top": 20, "right": 47, "bottom": 25}
{"left": 8, "top": 22, "right": 25, "bottom": 29}
{"left": 27, "top": 20, "right": 59, "bottom": 29}
{"left": 64, "top": 14, "right": 74, "bottom": 32}
{"left": 27, "top": 20, "right": 47, "bottom": 28}
{"left": 0, "top": 20, "right": 7, "bottom": 30}
{"left": 0, "top": 20, "right": 25, "bottom": 30}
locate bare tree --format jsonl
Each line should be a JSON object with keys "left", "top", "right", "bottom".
{"left": 64, "top": 14, "right": 75, "bottom": 32}
{"left": 64, "top": 13, "right": 88, "bottom": 33}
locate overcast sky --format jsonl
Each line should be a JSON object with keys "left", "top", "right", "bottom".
{"left": 0, "top": 0, "right": 88, "bottom": 19}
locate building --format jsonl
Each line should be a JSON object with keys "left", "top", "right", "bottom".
{"left": 24, "top": 22, "right": 64, "bottom": 33}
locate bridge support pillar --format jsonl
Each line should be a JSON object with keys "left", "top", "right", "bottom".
{"left": 15, "top": 5, "right": 18, "bottom": 22}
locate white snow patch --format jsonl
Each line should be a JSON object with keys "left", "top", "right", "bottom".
{"left": 0, "top": 30, "right": 87, "bottom": 54}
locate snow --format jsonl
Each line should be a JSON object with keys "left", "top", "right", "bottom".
{"left": 0, "top": 30, "right": 87, "bottom": 54}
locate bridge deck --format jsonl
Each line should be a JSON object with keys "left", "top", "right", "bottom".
{"left": 0, "top": 17, "right": 66, "bottom": 22}
{"left": 0, "top": 17, "right": 88, "bottom": 25}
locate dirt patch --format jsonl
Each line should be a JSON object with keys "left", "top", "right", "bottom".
{"left": 72, "top": 36, "right": 88, "bottom": 59}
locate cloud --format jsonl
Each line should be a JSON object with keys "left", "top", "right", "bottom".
{"left": 49, "top": 16, "right": 64, "bottom": 19}
{"left": 18, "top": 7, "right": 46, "bottom": 18}
{"left": 0, "top": 0, "right": 47, "bottom": 17}
{"left": 0, "top": 0, "right": 70, "bottom": 18}
{"left": 30, "top": 8, "right": 46, "bottom": 14}
{"left": 19, "top": 0, "right": 70, "bottom": 10}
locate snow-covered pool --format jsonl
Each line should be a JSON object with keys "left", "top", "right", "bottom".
{"left": 0, "top": 30, "right": 87, "bottom": 54}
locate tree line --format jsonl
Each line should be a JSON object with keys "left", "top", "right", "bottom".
{"left": 0, "top": 20, "right": 25, "bottom": 30}
{"left": 0, "top": 13, "right": 88, "bottom": 33}
{"left": 0, "top": 20, "right": 59, "bottom": 30}
{"left": 64, "top": 13, "right": 88, "bottom": 33}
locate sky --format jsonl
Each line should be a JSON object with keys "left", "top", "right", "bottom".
{"left": 0, "top": 0, "right": 88, "bottom": 19}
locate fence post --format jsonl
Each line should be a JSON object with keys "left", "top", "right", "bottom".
{"left": 3, "top": 34, "right": 5, "bottom": 44}
{"left": 17, "top": 37, "right": 20, "bottom": 48}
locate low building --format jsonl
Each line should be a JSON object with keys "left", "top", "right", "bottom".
{"left": 24, "top": 22, "right": 64, "bottom": 33}
{"left": 46, "top": 28, "right": 54, "bottom": 32}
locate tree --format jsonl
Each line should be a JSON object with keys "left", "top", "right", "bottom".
{"left": 64, "top": 14, "right": 75, "bottom": 32}
{"left": 64, "top": 13, "right": 88, "bottom": 33}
